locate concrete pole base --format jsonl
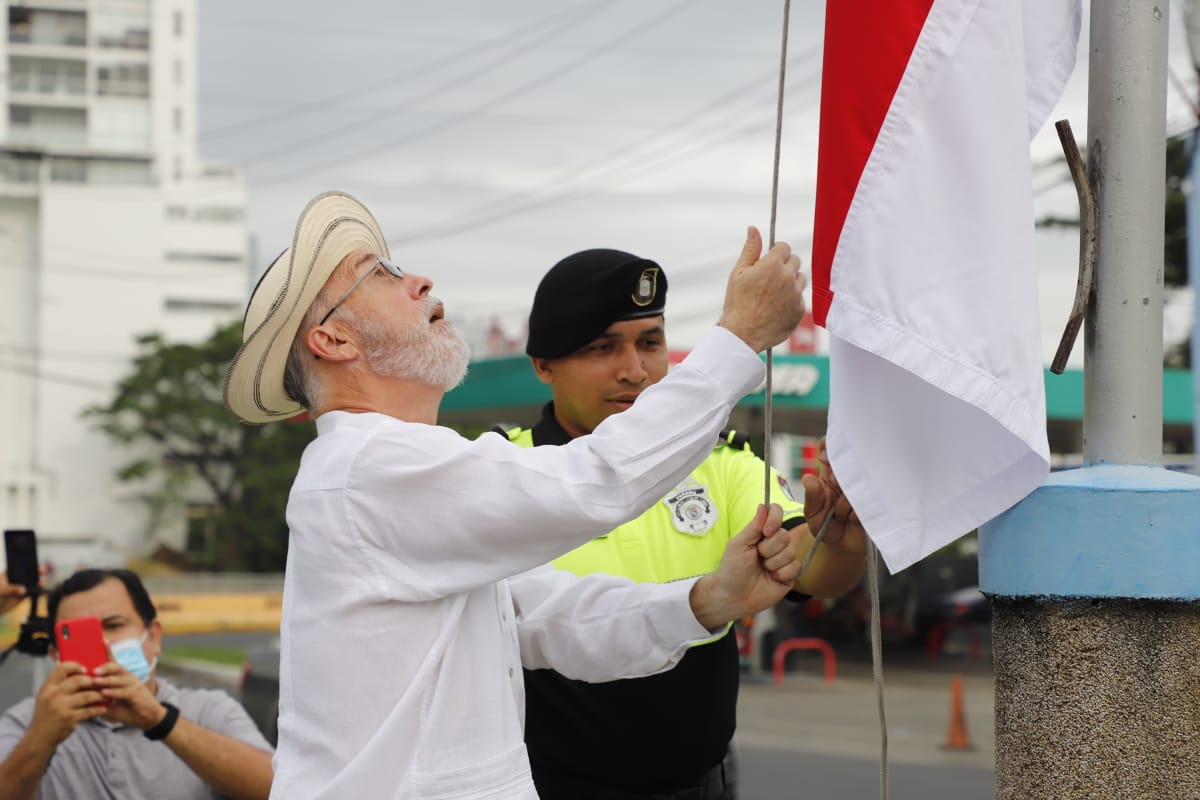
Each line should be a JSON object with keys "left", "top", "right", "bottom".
{"left": 992, "top": 597, "right": 1200, "bottom": 800}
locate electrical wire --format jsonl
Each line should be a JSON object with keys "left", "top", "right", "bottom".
{"left": 233, "top": 2, "right": 615, "bottom": 165}
{"left": 199, "top": 2, "right": 613, "bottom": 141}
{"left": 389, "top": 53, "right": 819, "bottom": 245}
{"left": 251, "top": 0, "right": 702, "bottom": 186}
{"left": 389, "top": 82, "right": 819, "bottom": 248}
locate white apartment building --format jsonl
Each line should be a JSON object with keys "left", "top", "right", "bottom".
{"left": 0, "top": 0, "right": 247, "bottom": 572}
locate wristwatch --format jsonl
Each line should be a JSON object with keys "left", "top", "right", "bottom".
{"left": 143, "top": 702, "right": 180, "bottom": 741}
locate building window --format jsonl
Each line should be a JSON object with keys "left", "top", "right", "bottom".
{"left": 192, "top": 206, "right": 245, "bottom": 223}
{"left": 0, "top": 153, "right": 41, "bottom": 184}
{"left": 49, "top": 158, "right": 86, "bottom": 183}
{"left": 9, "top": 107, "right": 33, "bottom": 127}
{"left": 8, "top": 8, "right": 31, "bottom": 43}
{"left": 96, "top": 63, "right": 150, "bottom": 98}
{"left": 173, "top": 107, "right": 183, "bottom": 133}
{"left": 174, "top": 10, "right": 183, "bottom": 37}
{"left": 173, "top": 156, "right": 182, "bottom": 181}
{"left": 165, "top": 251, "right": 243, "bottom": 264}
{"left": 175, "top": 58, "right": 183, "bottom": 86}
{"left": 165, "top": 298, "right": 241, "bottom": 313}
{"left": 94, "top": 9, "right": 150, "bottom": 50}
{"left": 9, "top": 8, "right": 86, "bottom": 47}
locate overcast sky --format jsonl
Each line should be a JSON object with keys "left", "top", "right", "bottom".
{"left": 195, "top": 0, "right": 1199, "bottom": 366}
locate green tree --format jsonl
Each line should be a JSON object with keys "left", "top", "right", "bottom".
{"left": 86, "top": 321, "right": 315, "bottom": 572}
{"left": 1164, "top": 136, "right": 1190, "bottom": 368}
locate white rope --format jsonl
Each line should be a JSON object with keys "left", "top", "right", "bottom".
{"left": 867, "top": 540, "right": 889, "bottom": 799}
{"left": 761, "top": 4, "right": 889, "bottom": 796}
{"left": 763, "top": 0, "right": 791, "bottom": 504}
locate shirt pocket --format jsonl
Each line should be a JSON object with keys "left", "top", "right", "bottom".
{"left": 408, "top": 742, "right": 535, "bottom": 800}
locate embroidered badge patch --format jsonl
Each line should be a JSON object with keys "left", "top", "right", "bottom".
{"left": 631, "top": 267, "right": 659, "bottom": 307}
{"left": 663, "top": 478, "right": 718, "bottom": 535}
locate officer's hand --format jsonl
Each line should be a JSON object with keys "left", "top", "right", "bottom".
{"left": 26, "top": 662, "right": 107, "bottom": 751}
{"left": 94, "top": 659, "right": 161, "bottom": 730}
{"left": 718, "top": 226, "right": 807, "bottom": 353}
{"left": 690, "top": 504, "right": 799, "bottom": 630}
{"left": 799, "top": 438, "right": 867, "bottom": 556}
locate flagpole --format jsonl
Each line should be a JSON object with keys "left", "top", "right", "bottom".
{"left": 1083, "top": 0, "right": 1166, "bottom": 463}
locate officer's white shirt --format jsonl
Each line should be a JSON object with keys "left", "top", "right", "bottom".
{"left": 269, "top": 326, "right": 764, "bottom": 800}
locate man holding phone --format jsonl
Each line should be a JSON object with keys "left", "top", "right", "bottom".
{"left": 0, "top": 569, "right": 274, "bottom": 800}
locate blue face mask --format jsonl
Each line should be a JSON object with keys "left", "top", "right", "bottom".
{"left": 109, "top": 632, "right": 156, "bottom": 682}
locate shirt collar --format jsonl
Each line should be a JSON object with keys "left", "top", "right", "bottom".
{"left": 530, "top": 402, "right": 573, "bottom": 446}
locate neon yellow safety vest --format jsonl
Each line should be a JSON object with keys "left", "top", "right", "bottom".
{"left": 506, "top": 428, "right": 806, "bottom": 584}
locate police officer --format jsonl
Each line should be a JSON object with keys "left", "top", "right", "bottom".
{"left": 503, "top": 242, "right": 869, "bottom": 800}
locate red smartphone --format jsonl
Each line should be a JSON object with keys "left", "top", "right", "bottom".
{"left": 55, "top": 616, "right": 109, "bottom": 676}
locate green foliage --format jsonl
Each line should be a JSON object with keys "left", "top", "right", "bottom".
{"left": 85, "top": 321, "right": 314, "bottom": 572}
{"left": 1165, "top": 136, "right": 1189, "bottom": 290}
{"left": 162, "top": 645, "right": 246, "bottom": 666}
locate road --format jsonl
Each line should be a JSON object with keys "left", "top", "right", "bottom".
{"left": 734, "top": 658, "right": 995, "bottom": 799}
{"left": 1, "top": 632, "right": 995, "bottom": 799}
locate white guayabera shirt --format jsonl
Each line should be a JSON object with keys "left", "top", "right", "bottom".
{"left": 268, "top": 327, "right": 765, "bottom": 800}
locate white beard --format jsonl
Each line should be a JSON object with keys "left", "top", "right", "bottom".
{"left": 343, "top": 303, "right": 470, "bottom": 391}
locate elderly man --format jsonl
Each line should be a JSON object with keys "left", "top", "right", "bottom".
{"left": 223, "top": 192, "right": 809, "bottom": 799}
{"left": 0, "top": 569, "right": 274, "bottom": 799}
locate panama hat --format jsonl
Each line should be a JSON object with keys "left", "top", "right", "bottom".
{"left": 224, "top": 191, "right": 389, "bottom": 424}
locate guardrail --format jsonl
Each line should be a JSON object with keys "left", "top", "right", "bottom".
{"left": 772, "top": 637, "right": 837, "bottom": 685}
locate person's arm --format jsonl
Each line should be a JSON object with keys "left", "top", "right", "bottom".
{"left": 0, "top": 572, "right": 29, "bottom": 616}
{"left": 514, "top": 504, "right": 798, "bottom": 681}
{"left": 0, "top": 663, "right": 107, "bottom": 800}
{"left": 95, "top": 665, "right": 273, "bottom": 800}
{"left": 343, "top": 229, "right": 807, "bottom": 600}
{"left": 688, "top": 503, "right": 800, "bottom": 628}
{"left": 789, "top": 439, "right": 868, "bottom": 598}
{"left": 158, "top": 716, "right": 273, "bottom": 800}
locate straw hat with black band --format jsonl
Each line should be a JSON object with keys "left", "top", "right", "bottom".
{"left": 224, "top": 191, "right": 389, "bottom": 425}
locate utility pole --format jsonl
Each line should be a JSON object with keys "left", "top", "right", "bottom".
{"left": 980, "top": 3, "right": 1200, "bottom": 798}
{"left": 1186, "top": 0, "right": 1200, "bottom": 460}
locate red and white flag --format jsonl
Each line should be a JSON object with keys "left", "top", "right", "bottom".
{"left": 811, "top": 0, "right": 1081, "bottom": 572}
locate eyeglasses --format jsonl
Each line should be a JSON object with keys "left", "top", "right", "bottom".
{"left": 318, "top": 257, "right": 405, "bottom": 326}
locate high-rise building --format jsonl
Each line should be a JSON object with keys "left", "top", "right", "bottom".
{"left": 0, "top": 0, "right": 247, "bottom": 570}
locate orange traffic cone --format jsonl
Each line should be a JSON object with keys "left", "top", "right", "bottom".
{"left": 943, "top": 672, "right": 973, "bottom": 751}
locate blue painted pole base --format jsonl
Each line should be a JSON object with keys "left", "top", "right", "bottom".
{"left": 980, "top": 464, "right": 1200, "bottom": 600}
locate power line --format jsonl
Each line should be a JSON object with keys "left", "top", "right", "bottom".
{"left": 0, "top": 358, "right": 111, "bottom": 391}
{"left": 0, "top": 345, "right": 133, "bottom": 363}
{"left": 389, "top": 78, "right": 819, "bottom": 247}
{"left": 0, "top": 259, "right": 242, "bottom": 281}
{"left": 252, "top": 0, "right": 702, "bottom": 186}
{"left": 199, "top": 1, "right": 613, "bottom": 143}
{"left": 390, "top": 51, "right": 819, "bottom": 245}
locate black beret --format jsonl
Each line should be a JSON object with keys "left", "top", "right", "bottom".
{"left": 526, "top": 249, "right": 668, "bottom": 359}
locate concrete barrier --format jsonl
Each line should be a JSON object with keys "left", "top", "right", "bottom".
{"left": 152, "top": 592, "right": 282, "bottom": 633}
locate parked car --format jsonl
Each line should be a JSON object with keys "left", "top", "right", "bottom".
{"left": 239, "top": 637, "right": 280, "bottom": 746}
{"left": 938, "top": 585, "right": 991, "bottom": 625}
